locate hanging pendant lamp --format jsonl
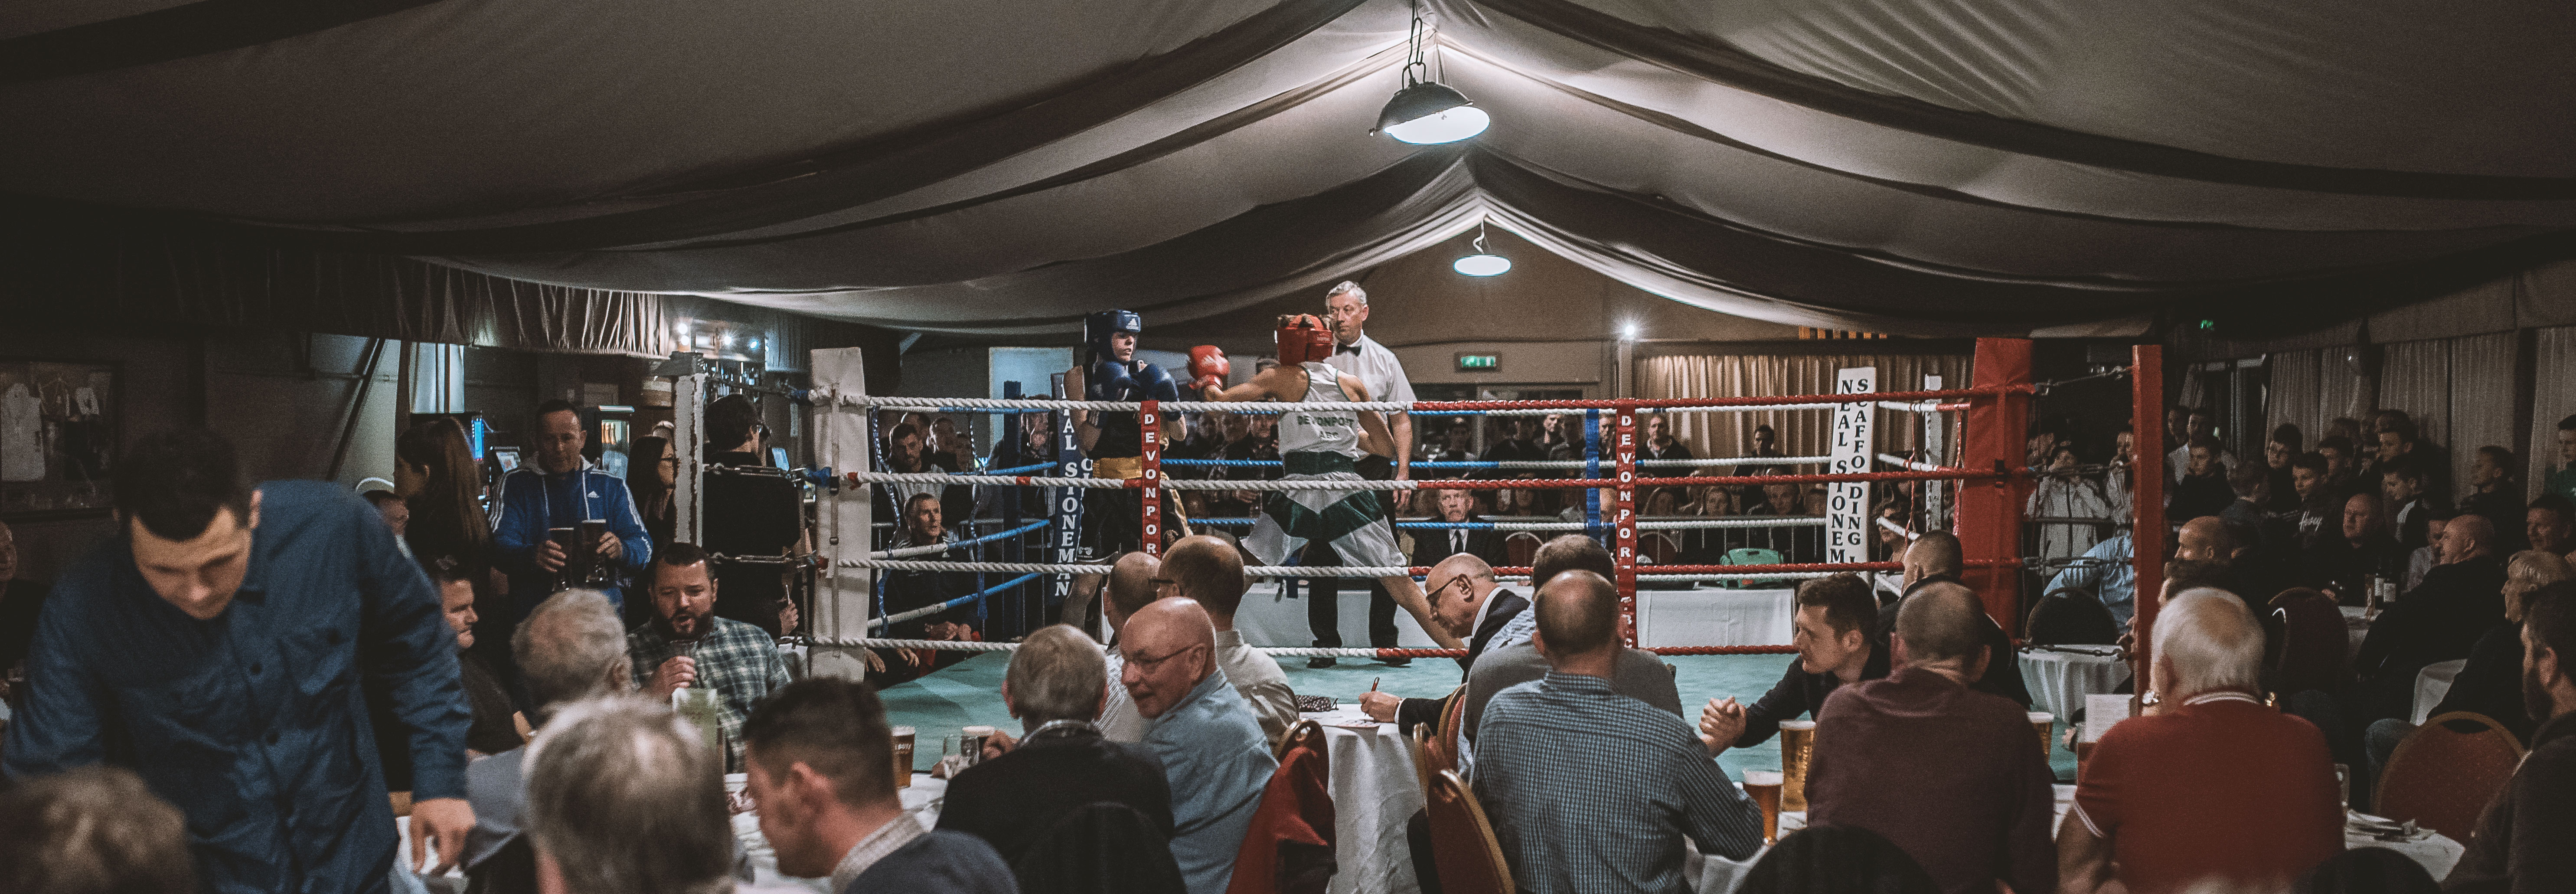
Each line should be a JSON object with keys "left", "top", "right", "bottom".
{"left": 1372, "top": 3, "right": 1487, "bottom": 144}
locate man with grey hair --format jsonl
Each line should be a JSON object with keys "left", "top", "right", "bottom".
{"left": 940, "top": 625, "right": 1177, "bottom": 874}
{"left": 1806, "top": 582, "right": 2054, "bottom": 894}
{"left": 1309, "top": 278, "right": 1420, "bottom": 667}
{"left": 462, "top": 589, "right": 637, "bottom": 886}
{"left": 2059, "top": 589, "right": 2341, "bottom": 894}
{"left": 523, "top": 697, "right": 735, "bottom": 894}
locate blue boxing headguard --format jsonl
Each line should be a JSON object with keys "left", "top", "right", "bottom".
{"left": 1083, "top": 309, "right": 1143, "bottom": 364}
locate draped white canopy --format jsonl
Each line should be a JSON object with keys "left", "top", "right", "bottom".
{"left": 3, "top": 0, "right": 2567, "bottom": 336}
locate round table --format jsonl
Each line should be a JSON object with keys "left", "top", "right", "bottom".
{"left": 1298, "top": 708, "right": 1429, "bottom": 894}
{"left": 2343, "top": 606, "right": 2372, "bottom": 660}
{"left": 2410, "top": 659, "right": 2467, "bottom": 725}
{"left": 2017, "top": 648, "right": 2130, "bottom": 722}
{"left": 734, "top": 774, "right": 947, "bottom": 891}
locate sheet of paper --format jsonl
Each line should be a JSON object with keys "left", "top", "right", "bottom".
{"left": 2081, "top": 694, "right": 2132, "bottom": 742}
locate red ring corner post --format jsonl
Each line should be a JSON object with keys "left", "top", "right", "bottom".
{"left": 1958, "top": 338, "right": 2034, "bottom": 634}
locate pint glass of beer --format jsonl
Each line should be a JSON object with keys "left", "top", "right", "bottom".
{"left": 891, "top": 726, "right": 916, "bottom": 788}
{"left": 1778, "top": 720, "right": 1816, "bottom": 812}
{"left": 2028, "top": 712, "right": 2055, "bottom": 756}
{"left": 1742, "top": 770, "right": 1784, "bottom": 845}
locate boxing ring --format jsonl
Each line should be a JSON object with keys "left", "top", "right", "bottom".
{"left": 776, "top": 338, "right": 2135, "bottom": 676}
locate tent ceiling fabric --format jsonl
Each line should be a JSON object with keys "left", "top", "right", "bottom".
{"left": 1, "top": 0, "right": 2568, "bottom": 336}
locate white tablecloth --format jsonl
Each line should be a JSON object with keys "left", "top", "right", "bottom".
{"left": 1636, "top": 588, "right": 1798, "bottom": 648}
{"left": 2344, "top": 606, "right": 2372, "bottom": 660}
{"left": 1300, "top": 708, "right": 1429, "bottom": 894}
{"left": 2345, "top": 814, "right": 2465, "bottom": 879}
{"left": 1233, "top": 580, "right": 1797, "bottom": 650}
{"left": 2410, "top": 660, "right": 2467, "bottom": 725}
{"left": 2018, "top": 649, "right": 2130, "bottom": 721}
{"left": 735, "top": 774, "right": 948, "bottom": 891}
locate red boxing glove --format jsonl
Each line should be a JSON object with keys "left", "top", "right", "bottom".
{"left": 1188, "top": 346, "right": 1230, "bottom": 386}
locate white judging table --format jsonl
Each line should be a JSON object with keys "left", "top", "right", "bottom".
{"left": 1636, "top": 588, "right": 1798, "bottom": 648}
{"left": 2018, "top": 648, "right": 2130, "bottom": 722}
{"left": 2343, "top": 606, "right": 2372, "bottom": 659}
{"left": 1299, "top": 707, "right": 1430, "bottom": 894}
{"left": 1233, "top": 580, "right": 1797, "bottom": 650}
{"left": 2410, "top": 659, "right": 2467, "bottom": 725}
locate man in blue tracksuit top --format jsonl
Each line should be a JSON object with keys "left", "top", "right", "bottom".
{"left": 491, "top": 400, "right": 652, "bottom": 619}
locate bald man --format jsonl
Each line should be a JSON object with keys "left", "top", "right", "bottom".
{"left": 1358, "top": 552, "right": 1535, "bottom": 734}
{"left": 1885, "top": 532, "right": 2034, "bottom": 707}
{"left": 2351, "top": 514, "right": 2508, "bottom": 717}
{"left": 1162, "top": 535, "right": 1296, "bottom": 743}
{"left": 2303, "top": 492, "right": 2406, "bottom": 606}
{"left": 1809, "top": 583, "right": 2056, "bottom": 894}
{"left": 1122, "top": 598, "right": 1276, "bottom": 894}
{"left": 1475, "top": 571, "right": 1763, "bottom": 893}
{"left": 1097, "top": 551, "right": 1172, "bottom": 742}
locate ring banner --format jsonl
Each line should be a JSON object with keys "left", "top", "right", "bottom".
{"left": 1049, "top": 373, "right": 1085, "bottom": 619}
{"left": 1828, "top": 367, "right": 1877, "bottom": 565}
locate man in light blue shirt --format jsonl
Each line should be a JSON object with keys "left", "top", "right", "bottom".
{"left": 1123, "top": 598, "right": 1277, "bottom": 894}
{"left": 2049, "top": 527, "right": 2137, "bottom": 629}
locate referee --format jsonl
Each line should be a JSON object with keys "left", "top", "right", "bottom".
{"left": 1308, "top": 280, "right": 1418, "bottom": 667}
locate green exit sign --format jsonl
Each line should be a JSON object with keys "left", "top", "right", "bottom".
{"left": 1456, "top": 353, "right": 1499, "bottom": 371}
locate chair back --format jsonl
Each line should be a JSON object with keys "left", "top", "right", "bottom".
{"left": 1423, "top": 770, "right": 1515, "bottom": 894}
{"left": 2374, "top": 711, "right": 2526, "bottom": 841}
{"left": 1015, "top": 801, "right": 1187, "bottom": 894}
{"left": 1276, "top": 718, "right": 1326, "bottom": 760}
{"left": 1723, "top": 548, "right": 1786, "bottom": 589}
{"left": 1639, "top": 533, "right": 1681, "bottom": 566}
{"left": 2268, "top": 589, "right": 2350, "bottom": 696}
{"left": 1504, "top": 533, "right": 1541, "bottom": 568}
{"left": 1225, "top": 727, "right": 1337, "bottom": 894}
{"left": 1431, "top": 685, "right": 1469, "bottom": 760}
{"left": 2024, "top": 589, "right": 2120, "bottom": 645}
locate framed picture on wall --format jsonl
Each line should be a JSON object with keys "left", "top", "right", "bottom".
{"left": 0, "top": 360, "right": 118, "bottom": 518}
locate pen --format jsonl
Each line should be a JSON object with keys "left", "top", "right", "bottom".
{"left": 1370, "top": 677, "right": 1380, "bottom": 693}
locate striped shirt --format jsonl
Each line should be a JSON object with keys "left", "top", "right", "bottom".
{"left": 1476, "top": 672, "right": 1765, "bottom": 894}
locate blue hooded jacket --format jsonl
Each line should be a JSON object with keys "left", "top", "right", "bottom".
{"left": 489, "top": 458, "right": 652, "bottom": 610}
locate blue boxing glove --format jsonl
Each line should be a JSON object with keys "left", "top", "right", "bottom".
{"left": 1135, "top": 362, "right": 1181, "bottom": 403}
{"left": 1089, "top": 358, "right": 1139, "bottom": 401}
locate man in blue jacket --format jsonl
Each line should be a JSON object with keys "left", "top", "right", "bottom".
{"left": 491, "top": 400, "right": 653, "bottom": 617}
{"left": 5, "top": 428, "right": 474, "bottom": 894}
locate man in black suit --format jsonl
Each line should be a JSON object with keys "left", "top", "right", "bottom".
{"left": 1357, "top": 553, "right": 1533, "bottom": 732}
{"left": 1410, "top": 488, "right": 1506, "bottom": 569}
{"left": 2350, "top": 514, "right": 2508, "bottom": 720}
{"left": 1875, "top": 531, "right": 2033, "bottom": 707}
{"left": 2304, "top": 491, "right": 2408, "bottom": 605}
{"left": 941, "top": 624, "right": 1177, "bottom": 872}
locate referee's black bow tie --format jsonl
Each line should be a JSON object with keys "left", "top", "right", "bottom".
{"left": 1336, "top": 343, "right": 1361, "bottom": 355}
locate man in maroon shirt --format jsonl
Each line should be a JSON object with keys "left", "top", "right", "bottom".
{"left": 1806, "top": 583, "right": 2056, "bottom": 894}
{"left": 2060, "top": 588, "right": 2342, "bottom": 894}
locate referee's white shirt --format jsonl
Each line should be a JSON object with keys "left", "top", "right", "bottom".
{"left": 1322, "top": 331, "right": 1416, "bottom": 411}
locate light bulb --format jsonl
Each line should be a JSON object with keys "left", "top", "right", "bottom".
{"left": 1453, "top": 253, "right": 1511, "bottom": 276}
{"left": 1384, "top": 105, "right": 1489, "bottom": 144}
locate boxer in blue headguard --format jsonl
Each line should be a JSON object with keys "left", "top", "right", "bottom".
{"left": 1061, "top": 310, "right": 1190, "bottom": 633}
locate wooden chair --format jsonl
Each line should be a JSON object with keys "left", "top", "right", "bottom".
{"left": 2375, "top": 711, "right": 2526, "bottom": 841}
{"left": 1423, "top": 770, "right": 1514, "bottom": 894}
{"left": 1503, "top": 533, "right": 1541, "bottom": 569}
{"left": 1275, "top": 718, "right": 1325, "bottom": 760}
{"left": 1638, "top": 532, "right": 1681, "bottom": 566}
{"left": 2267, "top": 588, "right": 2349, "bottom": 697}
{"left": 1418, "top": 689, "right": 1463, "bottom": 777}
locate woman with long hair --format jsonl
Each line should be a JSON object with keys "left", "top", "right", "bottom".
{"left": 395, "top": 418, "right": 492, "bottom": 573}
{"left": 629, "top": 434, "right": 676, "bottom": 548}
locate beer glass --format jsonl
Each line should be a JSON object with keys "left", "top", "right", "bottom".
{"left": 891, "top": 726, "right": 916, "bottom": 789}
{"left": 961, "top": 725, "right": 996, "bottom": 767}
{"left": 1742, "top": 770, "right": 1784, "bottom": 845}
{"left": 1778, "top": 720, "right": 1816, "bottom": 812}
{"left": 2028, "top": 712, "right": 2055, "bottom": 757}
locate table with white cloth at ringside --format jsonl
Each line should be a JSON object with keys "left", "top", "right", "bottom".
{"left": 2017, "top": 646, "right": 2130, "bottom": 722}
{"left": 1298, "top": 707, "right": 1429, "bottom": 894}
{"left": 2409, "top": 659, "right": 2467, "bottom": 726}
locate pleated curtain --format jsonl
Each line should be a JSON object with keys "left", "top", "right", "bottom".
{"left": 2445, "top": 333, "right": 2520, "bottom": 495}
{"left": 1636, "top": 352, "right": 1975, "bottom": 466}
{"left": 2376, "top": 340, "right": 2453, "bottom": 458}
{"left": 2527, "top": 327, "right": 2576, "bottom": 497}
{"left": 2265, "top": 350, "right": 2323, "bottom": 449}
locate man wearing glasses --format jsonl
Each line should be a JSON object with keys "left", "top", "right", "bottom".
{"left": 1120, "top": 597, "right": 1276, "bottom": 894}
{"left": 700, "top": 394, "right": 806, "bottom": 637}
{"left": 1356, "top": 553, "right": 1534, "bottom": 733}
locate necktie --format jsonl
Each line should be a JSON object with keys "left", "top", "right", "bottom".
{"left": 1452, "top": 530, "right": 1465, "bottom": 554}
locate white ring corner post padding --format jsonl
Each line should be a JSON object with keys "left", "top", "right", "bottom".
{"left": 1827, "top": 367, "right": 1877, "bottom": 566}
{"left": 674, "top": 369, "right": 708, "bottom": 545}
{"left": 812, "top": 348, "right": 876, "bottom": 682}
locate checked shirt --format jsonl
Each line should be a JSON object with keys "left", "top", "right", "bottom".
{"left": 1476, "top": 671, "right": 1765, "bottom": 894}
{"left": 629, "top": 616, "right": 790, "bottom": 772}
